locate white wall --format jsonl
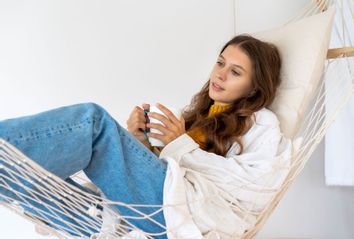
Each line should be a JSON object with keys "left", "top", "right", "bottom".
{"left": 0, "top": 1, "right": 353, "bottom": 238}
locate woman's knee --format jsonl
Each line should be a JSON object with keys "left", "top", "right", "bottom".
{"left": 77, "top": 102, "right": 111, "bottom": 120}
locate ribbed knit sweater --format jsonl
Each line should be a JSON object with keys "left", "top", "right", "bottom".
{"left": 185, "top": 103, "right": 232, "bottom": 149}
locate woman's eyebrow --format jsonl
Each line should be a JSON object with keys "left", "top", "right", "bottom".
{"left": 218, "top": 55, "right": 246, "bottom": 72}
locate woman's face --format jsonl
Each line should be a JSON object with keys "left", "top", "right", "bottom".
{"left": 209, "top": 44, "right": 253, "bottom": 106}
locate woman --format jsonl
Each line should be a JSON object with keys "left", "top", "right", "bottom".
{"left": 0, "top": 33, "right": 287, "bottom": 239}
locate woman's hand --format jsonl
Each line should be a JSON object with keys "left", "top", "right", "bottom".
{"left": 146, "top": 103, "right": 185, "bottom": 146}
{"left": 126, "top": 103, "right": 151, "bottom": 149}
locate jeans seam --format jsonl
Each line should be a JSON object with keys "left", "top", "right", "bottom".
{"left": 119, "top": 129, "right": 166, "bottom": 175}
{"left": 8, "top": 116, "right": 99, "bottom": 143}
{"left": 95, "top": 113, "right": 165, "bottom": 174}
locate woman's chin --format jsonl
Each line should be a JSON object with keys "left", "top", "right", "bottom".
{"left": 209, "top": 90, "right": 221, "bottom": 100}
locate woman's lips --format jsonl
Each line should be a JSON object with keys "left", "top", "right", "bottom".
{"left": 212, "top": 82, "right": 224, "bottom": 91}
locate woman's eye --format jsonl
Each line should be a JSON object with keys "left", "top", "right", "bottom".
{"left": 216, "top": 61, "right": 223, "bottom": 66}
{"left": 232, "top": 71, "right": 240, "bottom": 76}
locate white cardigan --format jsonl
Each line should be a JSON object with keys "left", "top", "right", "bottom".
{"left": 159, "top": 107, "right": 293, "bottom": 239}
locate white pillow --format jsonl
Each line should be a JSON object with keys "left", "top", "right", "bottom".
{"left": 250, "top": 6, "right": 336, "bottom": 138}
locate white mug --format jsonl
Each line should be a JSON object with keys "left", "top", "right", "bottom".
{"left": 147, "top": 105, "right": 182, "bottom": 147}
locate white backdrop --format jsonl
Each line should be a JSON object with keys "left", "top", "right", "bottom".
{"left": 0, "top": 0, "right": 353, "bottom": 238}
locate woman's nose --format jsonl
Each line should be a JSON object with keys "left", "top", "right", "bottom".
{"left": 216, "top": 68, "right": 227, "bottom": 81}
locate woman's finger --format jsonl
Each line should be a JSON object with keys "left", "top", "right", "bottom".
{"left": 155, "top": 103, "right": 180, "bottom": 125}
{"left": 147, "top": 131, "right": 168, "bottom": 145}
{"left": 147, "top": 112, "right": 176, "bottom": 131}
{"left": 146, "top": 122, "right": 170, "bottom": 135}
{"left": 135, "top": 121, "right": 147, "bottom": 131}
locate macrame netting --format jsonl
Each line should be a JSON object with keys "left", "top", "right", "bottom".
{"left": 0, "top": 0, "right": 353, "bottom": 238}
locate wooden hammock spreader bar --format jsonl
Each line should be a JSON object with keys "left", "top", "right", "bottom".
{"left": 327, "top": 46, "right": 354, "bottom": 59}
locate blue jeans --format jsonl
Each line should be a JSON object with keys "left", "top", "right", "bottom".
{"left": 0, "top": 102, "right": 168, "bottom": 238}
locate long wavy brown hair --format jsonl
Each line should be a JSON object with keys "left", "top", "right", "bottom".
{"left": 181, "top": 34, "right": 281, "bottom": 156}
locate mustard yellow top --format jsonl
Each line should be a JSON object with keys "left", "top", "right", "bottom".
{"left": 185, "top": 103, "right": 233, "bottom": 149}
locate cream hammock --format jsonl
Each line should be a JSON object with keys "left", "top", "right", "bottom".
{"left": 1, "top": 0, "right": 353, "bottom": 238}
